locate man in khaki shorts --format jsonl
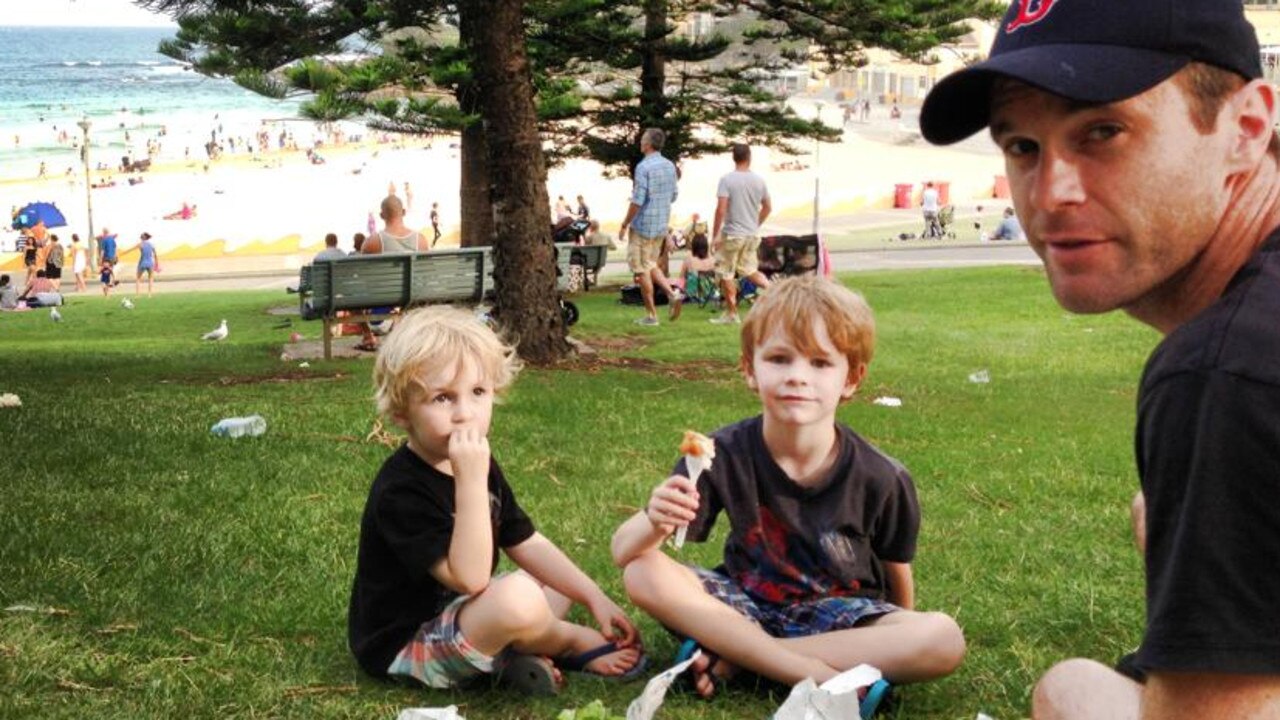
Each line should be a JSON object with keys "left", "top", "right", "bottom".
{"left": 710, "top": 143, "right": 772, "bottom": 324}
{"left": 619, "top": 128, "right": 682, "bottom": 326}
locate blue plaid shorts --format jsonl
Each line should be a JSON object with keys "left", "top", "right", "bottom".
{"left": 690, "top": 565, "right": 898, "bottom": 638}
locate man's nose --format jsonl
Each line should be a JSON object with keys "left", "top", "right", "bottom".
{"left": 1030, "top": 150, "right": 1086, "bottom": 211}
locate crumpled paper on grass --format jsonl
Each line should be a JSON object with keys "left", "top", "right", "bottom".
{"left": 772, "top": 664, "right": 882, "bottom": 720}
{"left": 872, "top": 396, "right": 902, "bottom": 408}
{"left": 0, "top": 393, "right": 21, "bottom": 408}
{"left": 625, "top": 649, "right": 700, "bottom": 720}
{"left": 396, "top": 707, "right": 464, "bottom": 720}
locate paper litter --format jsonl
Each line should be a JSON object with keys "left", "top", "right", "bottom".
{"left": 625, "top": 650, "right": 701, "bottom": 720}
{"left": 773, "top": 664, "right": 882, "bottom": 720}
{"left": 396, "top": 707, "right": 464, "bottom": 720}
{"left": 872, "top": 396, "right": 902, "bottom": 408}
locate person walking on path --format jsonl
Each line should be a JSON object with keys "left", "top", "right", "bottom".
{"left": 619, "top": 128, "right": 682, "bottom": 326}
{"left": 430, "top": 202, "right": 441, "bottom": 247}
{"left": 921, "top": 1, "right": 1280, "bottom": 718}
{"left": 710, "top": 143, "right": 773, "bottom": 324}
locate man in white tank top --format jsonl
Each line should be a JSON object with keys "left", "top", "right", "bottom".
{"left": 363, "top": 195, "right": 428, "bottom": 255}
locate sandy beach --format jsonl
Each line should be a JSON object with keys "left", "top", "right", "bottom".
{"left": 0, "top": 100, "right": 1006, "bottom": 275}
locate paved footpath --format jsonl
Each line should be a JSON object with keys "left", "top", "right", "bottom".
{"left": 82, "top": 241, "right": 1040, "bottom": 295}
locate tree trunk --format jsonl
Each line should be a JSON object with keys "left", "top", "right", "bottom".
{"left": 457, "top": 111, "right": 493, "bottom": 248}
{"left": 465, "top": 0, "right": 569, "bottom": 364}
{"left": 456, "top": 12, "right": 493, "bottom": 249}
{"left": 638, "top": 0, "right": 669, "bottom": 164}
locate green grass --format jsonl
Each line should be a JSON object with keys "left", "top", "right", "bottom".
{"left": 0, "top": 268, "right": 1158, "bottom": 720}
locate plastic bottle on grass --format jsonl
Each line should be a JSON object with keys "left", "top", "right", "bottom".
{"left": 211, "top": 415, "right": 267, "bottom": 438}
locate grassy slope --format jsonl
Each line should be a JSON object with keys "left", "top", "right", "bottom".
{"left": 0, "top": 267, "right": 1157, "bottom": 719}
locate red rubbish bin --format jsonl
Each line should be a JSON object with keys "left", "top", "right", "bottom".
{"left": 932, "top": 181, "right": 951, "bottom": 205}
{"left": 893, "top": 183, "right": 913, "bottom": 209}
{"left": 993, "top": 175, "right": 1010, "bottom": 199}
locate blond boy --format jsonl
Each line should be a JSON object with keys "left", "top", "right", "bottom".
{"left": 611, "top": 276, "right": 965, "bottom": 698}
{"left": 349, "top": 307, "right": 645, "bottom": 694}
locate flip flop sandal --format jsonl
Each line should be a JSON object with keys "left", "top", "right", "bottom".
{"left": 554, "top": 641, "right": 650, "bottom": 682}
{"left": 673, "top": 637, "right": 724, "bottom": 697}
{"left": 859, "top": 679, "right": 892, "bottom": 718}
{"left": 496, "top": 653, "right": 560, "bottom": 696}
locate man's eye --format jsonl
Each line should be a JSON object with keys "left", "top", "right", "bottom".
{"left": 1085, "top": 124, "right": 1121, "bottom": 143}
{"left": 1003, "top": 138, "right": 1038, "bottom": 157}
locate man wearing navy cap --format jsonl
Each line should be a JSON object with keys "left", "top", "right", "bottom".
{"left": 923, "top": 1, "right": 1280, "bottom": 718}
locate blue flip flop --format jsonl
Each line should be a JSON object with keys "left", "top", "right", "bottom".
{"left": 674, "top": 637, "right": 726, "bottom": 696}
{"left": 554, "top": 641, "right": 649, "bottom": 682}
{"left": 859, "top": 678, "right": 892, "bottom": 718}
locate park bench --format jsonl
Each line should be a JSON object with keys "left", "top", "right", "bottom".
{"left": 758, "top": 234, "right": 820, "bottom": 279}
{"left": 295, "top": 244, "right": 574, "bottom": 360}
{"left": 570, "top": 244, "right": 609, "bottom": 291}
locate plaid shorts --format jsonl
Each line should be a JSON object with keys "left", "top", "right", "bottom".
{"left": 387, "top": 595, "right": 496, "bottom": 689}
{"left": 690, "top": 565, "right": 898, "bottom": 638}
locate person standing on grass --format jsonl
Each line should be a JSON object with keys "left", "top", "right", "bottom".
{"left": 920, "top": 1, "right": 1280, "bottom": 718}
{"left": 70, "top": 234, "right": 87, "bottom": 292}
{"left": 128, "top": 232, "right": 159, "bottom": 298}
{"left": 710, "top": 143, "right": 773, "bottom": 325}
{"left": 612, "top": 276, "right": 965, "bottom": 700}
{"left": 618, "top": 128, "right": 682, "bottom": 327}
{"left": 348, "top": 306, "right": 646, "bottom": 695}
{"left": 44, "top": 234, "right": 64, "bottom": 291}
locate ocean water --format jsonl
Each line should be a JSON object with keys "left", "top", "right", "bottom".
{"left": 0, "top": 26, "right": 305, "bottom": 176}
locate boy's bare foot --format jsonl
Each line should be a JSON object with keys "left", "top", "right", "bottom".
{"left": 559, "top": 624, "right": 645, "bottom": 676}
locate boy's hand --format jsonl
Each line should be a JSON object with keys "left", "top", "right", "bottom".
{"left": 645, "top": 475, "right": 700, "bottom": 535}
{"left": 448, "top": 428, "right": 490, "bottom": 485}
{"left": 587, "top": 594, "right": 640, "bottom": 648}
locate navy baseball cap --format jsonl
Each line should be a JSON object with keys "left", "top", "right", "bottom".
{"left": 920, "top": 0, "right": 1263, "bottom": 145}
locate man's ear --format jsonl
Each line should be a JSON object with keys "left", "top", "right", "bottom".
{"left": 1227, "top": 79, "right": 1278, "bottom": 172}
{"left": 843, "top": 362, "right": 868, "bottom": 399}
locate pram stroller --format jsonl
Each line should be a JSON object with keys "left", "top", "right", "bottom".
{"left": 922, "top": 204, "right": 956, "bottom": 240}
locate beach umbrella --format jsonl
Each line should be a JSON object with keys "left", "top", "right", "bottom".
{"left": 12, "top": 202, "right": 68, "bottom": 230}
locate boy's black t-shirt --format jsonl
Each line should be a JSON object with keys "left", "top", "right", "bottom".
{"left": 348, "top": 444, "right": 535, "bottom": 677}
{"left": 681, "top": 416, "right": 920, "bottom": 603}
{"left": 1135, "top": 231, "right": 1280, "bottom": 675}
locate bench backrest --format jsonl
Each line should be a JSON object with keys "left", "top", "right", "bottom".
{"left": 571, "top": 244, "right": 608, "bottom": 273}
{"left": 306, "top": 243, "right": 574, "bottom": 316}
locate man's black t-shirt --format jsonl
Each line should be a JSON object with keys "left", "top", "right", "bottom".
{"left": 1135, "top": 231, "right": 1280, "bottom": 674}
{"left": 347, "top": 444, "right": 535, "bottom": 677}
{"left": 682, "top": 416, "right": 920, "bottom": 603}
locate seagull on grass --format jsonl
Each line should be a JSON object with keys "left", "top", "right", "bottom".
{"left": 50, "top": 307, "right": 62, "bottom": 322}
{"left": 202, "top": 319, "right": 228, "bottom": 341}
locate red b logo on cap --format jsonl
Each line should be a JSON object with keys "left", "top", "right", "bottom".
{"left": 1006, "top": 0, "right": 1060, "bottom": 33}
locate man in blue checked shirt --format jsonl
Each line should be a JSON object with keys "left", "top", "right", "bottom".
{"left": 619, "top": 128, "right": 683, "bottom": 326}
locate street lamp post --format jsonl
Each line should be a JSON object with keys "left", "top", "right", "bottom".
{"left": 77, "top": 117, "right": 96, "bottom": 265}
{"left": 812, "top": 102, "right": 822, "bottom": 236}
